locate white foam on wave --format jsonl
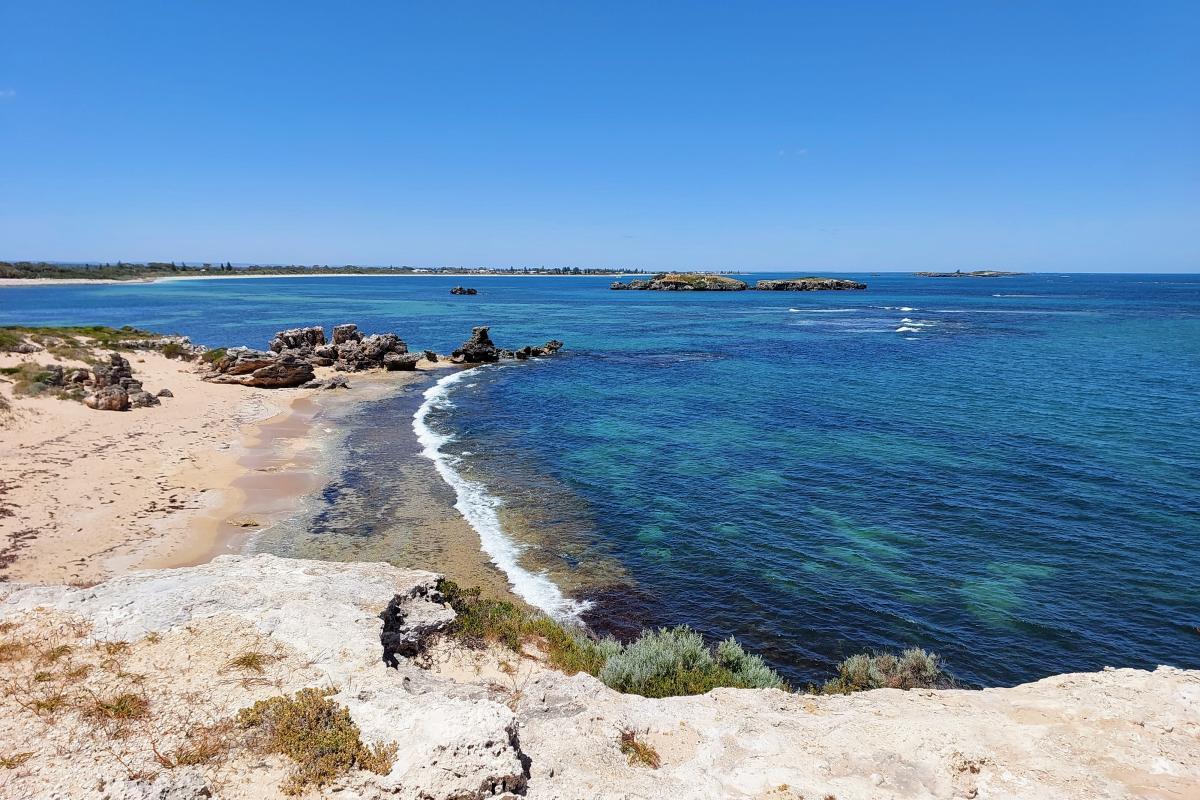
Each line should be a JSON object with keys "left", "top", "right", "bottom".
{"left": 414, "top": 368, "right": 588, "bottom": 620}
{"left": 788, "top": 307, "right": 857, "bottom": 313}
{"left": 895, "top": 325, "right": 921, "bottom": 333}
{"left": 879, "top": 306, "right": 918, "bottom": 312}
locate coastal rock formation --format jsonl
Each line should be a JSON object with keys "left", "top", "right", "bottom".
{"left": 269, "top": 326, "right": 326, "bottom": 353}
{"left": 756, "top": 277, "right": 867, "bottom": 291}
{"left": 450, "top": 327, "right": 564, "bottom": 364}
{"left": 916, "top": 270, "right": 1027, "bottom": 278}
{"left": 450, "top": 286, "right": 478, "bottom": 295}
{"left": 611, "top": 273, "right": 748, "bottom": 291}
{"left": 80, "top": 353, "right": 163, "bottom": 410}
{"left": 0, "top": 555, "right": 1194, "bottom": 800}
{"left": 205, "top": 348, "right": 315, "bottom": 388}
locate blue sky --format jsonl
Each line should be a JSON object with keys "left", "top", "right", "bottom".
{"left": 1, "top": 2, "right": 1196, "bottom": 271}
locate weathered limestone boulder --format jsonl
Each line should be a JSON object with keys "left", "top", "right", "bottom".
{"left": 301, "top": 375, "right": 351, "bottom": 390}
{"left": 383, "top": 352, "right": 421, "bottom": 371}
{"left": 156, "top": 388, "right": 173, "bottom": 398}
{"left": 756, "top": 277, "right": 867, "bottom": 291}
{"left": 450, "top": 286, "right": 478, "bottom": 295}
{"left": 83, "top": 385, "right": 130, "bottom": 411}
{"left": 268, "top": 326, "right": 326, "bottom": 353}
{"left": 360, "top": 333, "right": 407, "bottom": 361}
{"left": 611, "top": 273, "right": 747, "bottom": 291}
{"left": 92, "top": 352, "right": 134, "bottom": 388}
{"left": 14, "top": 341, "right": 42, "bottom": 354}
{"left": 332, "top": 323, "right": 363, "bottom": 345}
{"left": 205, "top": 349, "right": 315, "bottom": 388}
{"left": 450, "top": 326, "right": 500, "bottom": 363}
{"left": 42, "top": 364, "right": 65, "bottom": 386}
{"left": 423, "top": 350, "right": 438, "bottom": 363}
{"left": 128, "top": 390, "right": 161, "bottom": 408}
{"left": 65, "top": 368, "right": 90, "bottom": 384}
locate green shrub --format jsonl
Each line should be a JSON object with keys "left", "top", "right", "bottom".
{"left": 822, "top": 647, "right": 949, "bottom": 694}
{"left": 160, "top": 341, "right": 186, "bottom": 360}
{"left": 434, "top": 580, "right": 788, "bottom": 698}
{"left": 599, "top": 626, "right": 788, "bottom": 698}
{"left": 238, "top": 687, "right": 396, "bottom": 795}
{"left": 200, "top": 347, "right": 228, "bottom": 365}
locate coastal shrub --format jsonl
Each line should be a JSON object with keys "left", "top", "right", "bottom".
{"left": 434, "top": 580, "right": 787, "bottom": 697}
{"left": 435, "top": 578, "right": 619, "bottom": 676}
{"left": 599, "top": 626, "right": 788, "bottom": 698}
{"left": 822, "top": 647, "right": 949, "bottom": 694}
{"left": 159, "top": 341, "right": 186, "bottom": 360}
{"left": 238, "top": 687, "right": 397, "bottom": 795}
{"left": 201, "top": 347, "right": 228, "bottom": 365}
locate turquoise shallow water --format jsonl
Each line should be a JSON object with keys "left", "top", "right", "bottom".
{"left": 4, "top": 272, "right": 1198, "bottom": 686}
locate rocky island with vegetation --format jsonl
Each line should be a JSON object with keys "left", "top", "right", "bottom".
{"left": 611, "top": 274, "right": 869, "bottom": 291}
{"left": 915, "top": 270, "right": 1027, "bottom": 278}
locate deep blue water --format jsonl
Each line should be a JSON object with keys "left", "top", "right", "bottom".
{"left": 4, "top": 273, "right": 1198, "bottom": 686}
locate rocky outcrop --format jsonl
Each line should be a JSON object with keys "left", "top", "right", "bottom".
{"left": 205, "top": 348, "right": 316, "bottom": 388}
{"left": 79, "top": 353, "right": 163, "bottom": 411}
{"left": 450, "top": 327, "right": 565, "bottom": 364}
{"left": 269, "top": 326, "right": 326, "bottom": 353}
{"left": 756, "top": 277, "right": 867, "bottom": 291}
{"left": 450, "top": 286, "right": 478, "bottom": 295}
{"left": 611, "top": 273, "right": 747, "bottom": 291}
{"left": 1, "top": 555, "right": 1194, "bottom": 800}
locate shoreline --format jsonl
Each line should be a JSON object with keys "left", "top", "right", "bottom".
{"left": 0, "top": 272, "right": 645, "bottom": 286}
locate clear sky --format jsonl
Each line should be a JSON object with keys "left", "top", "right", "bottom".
{"left": 1, "top": 2, "right": 1196, "bottom": 272}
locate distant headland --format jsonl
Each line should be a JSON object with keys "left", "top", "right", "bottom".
{"left": 915, "top": 269, "right": 1026, "bottom": 278}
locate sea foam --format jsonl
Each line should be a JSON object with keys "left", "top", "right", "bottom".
{"left": 413, "top": 368, "right": 587, "bottom": 620}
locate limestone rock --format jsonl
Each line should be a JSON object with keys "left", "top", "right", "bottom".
{"left": 611, "top": 273, "right": 747, "bottom": 291}
{"left": 756, "top": 277, "right": 868, "bottom": 291}
{"left": 83, "top": 385, "right": 130, "bottom": 411}
{"left": 269, "top": 326, "right": 326, "bottom": 353}
{"left": 156, "top": 388, "right": 174, "bottom": 398}
{"left": 451, "top": 326, "right": 500, "bottom": 363}
{"left": 383, "top": 352, "right": 421, "bottom": 371}
{"left": 332, "top": 323, "right": 363, "bottom": 345}
{"left": 450, "top": 286, "right": 478, "bottom": 295}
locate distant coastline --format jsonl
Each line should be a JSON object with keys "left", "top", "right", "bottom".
{"left": 0, "top": 271, "right": 648, "bottom": 287}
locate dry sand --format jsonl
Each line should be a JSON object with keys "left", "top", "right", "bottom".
{"left": 0, "top": 348, "right": 318, "bottom": 585}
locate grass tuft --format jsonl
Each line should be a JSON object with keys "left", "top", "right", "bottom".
{"left": 40, "top": 644, "right": 72, "bottom": 664}
{"left": 226, "top": 650, "right": 273, "bottom": 674}
{"left": 0, "top": 752, "right": 33, "bottom": 770}
{"left": 619, "top": 729, "right": 661, "bottom": 768}
{"left": 238, "top": 687, "right": 396, "bottom": 795}
{"left": 86, "top": 691, "right": 150, "bottom": 721}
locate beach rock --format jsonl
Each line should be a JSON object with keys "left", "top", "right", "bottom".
{"left": 302, "top": 376, "right": 350, "bottom": 390}
{"left": 268, "top": 326, "right": 326, "bottom": 353}
{"left": 383, "top": 352, "right": 421, "bottom": 371}
{"left": 756, "top": 277, "right": 867, "bottom": 291}
{"left": 66, "top": 368, "right": 90, "bottom": 384}
{"left": 332, "top": 323, "right": 363, "bottom": 345}
{"left": 92, "top": 352, "right": 135, "bottom": 388}
{"left": 156, "top": 388, "right": 173, "bottom": 398}
{"left": 450, "top": 286, "right": 478, "bottom": 295}
{"left": 14, "top": 342, "right": 42, "bottom": 354}
{"left": 611, "top": 273, "right": 747, "bottom": 291}
{"left": 83, "top": 385, "right": 130, "bottom": 411}
{"left": 128, "top": 390, "right": 161, "bottom": 408}
{"left": 423, "top": 350, "right": 438, "bottom": 363}
{"left": 451, "top": 326, "right": 500, "bottom": 363}
{"left": 205, "top": 350, "right": 314, "bottom": 388}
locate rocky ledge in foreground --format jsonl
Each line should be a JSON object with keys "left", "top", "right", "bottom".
{"left": 756, "top": 278, "right": 867, "bottom": 291}
{"left": 611, "top": 273, "right": 748, "bottom": 291}
{"left": 1, "top": 555, "right": 1195, "bottom": 800}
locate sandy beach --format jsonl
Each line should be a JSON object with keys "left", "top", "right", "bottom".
{"left": 0, "top": 347, "right": 319, "bottom": 584}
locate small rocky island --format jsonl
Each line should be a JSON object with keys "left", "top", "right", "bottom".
{"left": 611, "top": 273, "right": 748, "bottom": 291}
{"left": 449, "top": 286, "right": 478, "bottom": 295}
{"left": 611, "top": 273, "right": 868, "bottom": 291}
{"left": 756, "top": 277, "right": 866, "bottom": 291}
{"left": 916, "top": 270, "right": 1026, "bottom": 278}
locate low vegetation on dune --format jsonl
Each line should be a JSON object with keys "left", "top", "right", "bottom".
{"left": 0, "top": 325, "right": 162, "bottom": 362}
{"left": 436, "top": 579, "right": 950, "bottom": 698}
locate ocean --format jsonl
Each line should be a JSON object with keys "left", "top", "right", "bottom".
{"left": 4, "top": 272, "right": 1198, "bottom": 687}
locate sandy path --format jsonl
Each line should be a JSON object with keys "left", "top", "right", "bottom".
{"left": 0, "top": 348, "right": 313, "bottom": 584}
